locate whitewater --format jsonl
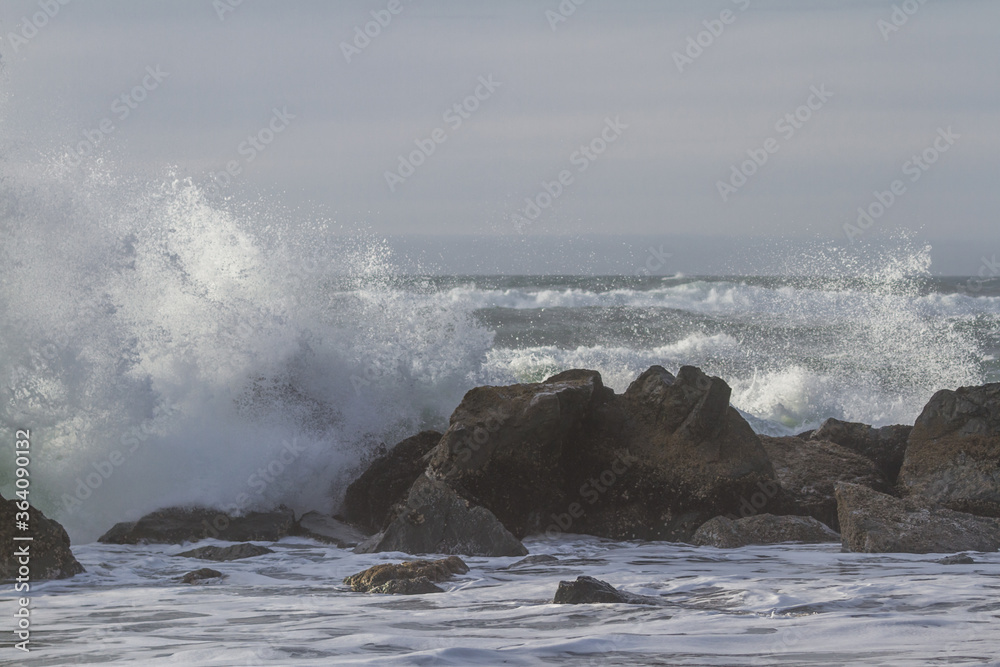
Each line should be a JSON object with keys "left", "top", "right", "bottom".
{"left": 2, "top": 156, "right": 1000, "bottom": 664}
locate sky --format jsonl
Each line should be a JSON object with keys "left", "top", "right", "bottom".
{"left": 1, "top": 0, "right": 998, "bottom": 273}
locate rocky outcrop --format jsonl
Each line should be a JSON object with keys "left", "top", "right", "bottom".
{"left": 691, "top": 513, "right": 840, "bottom": 548}
{"left": 342, "top": 430, "right": 442, "bottom": 532}
{"left": 811, "top": 418, "right": 911, "bottom": 484}
{"left": 344, "top": 555, "right": 468, "bottom": 595}
{"left": 354, "top": 475, "right": 527, "bottom": 557}
{"left": 293, "top": 512, "right": 369, "bottom": 548}
{"left": 762, "top": 436, "right": 889, "bottom": 530}
{"left": 898, "top": 383, "right": 1000, "bottom": 517}
{"left": 553, "top": 576, "right": 660, "bottom": 605}
{"left": 420, "top": 365, "right": 777, "bottom": 542}
{"left": 836, "top": 482, "right": 1000, "bottom": 553}
{"left": 1, "top": 493, "right": 85, "bottom": 581}
{"left": 179, "top": 568, "right": 225, "bottom": 584}
{"left": 176, "top": 543, "right": 273, "bottom": 561}
{"left": 98, "top": 506, "right": 295, "bottom": 544}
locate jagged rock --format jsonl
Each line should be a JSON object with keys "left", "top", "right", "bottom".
{"left": 344, "top": 555, "right": 468, "bottom": 594}
{"left": 179, "top": 568, "right": 225, "bottom": 584}
{"left": 899, "top": 383, "right": 1000, "bottom": 517}
{"left": 691, "top": 513, "right": 840, "bottom": 548}
{"left": 354, "top": 475, "right": 527, "bottom": 557}
{"left": 836, "top": 482, "right": 1000, "bottom": 554}
{"left": 762, "top": 436, "right": 889, "bottom": 531}
{"left": 176, "top": 543, "right": 273, "bottom": 561}
{"left": 553, "top": 576, "right": 660, "bottom": 605}
{"left": 342, "top": 431, "right": 442, "bottom": 532}
{"left": 98, "top": 506, "right": 295, "bottom": 544}
{"left": 1, "top": 493, "right": 85, "bottom": 581}
{"left": 421, "top": 365, "right": 777, "bottom": 542}
{"left": 293, "top": 512, "right": 369, "bottom": 548}
{"left": 811, "top": 418, "right": 911, "bottom": 484}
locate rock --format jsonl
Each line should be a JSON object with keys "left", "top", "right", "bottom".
{"left": 422, "top": 365, "right": 777, "bottom": 542}
{"left": 293, "top": 512, "right": 369, "bottom": 548}
{"left": 98, "top": 506, "right": 295, "bottom": 544}
{"left": 342, "top": 431, "right": 442, "bottom": 532}
{"left": 692, "top": 513, "right": 840, "bottom": 548}
{"left": 553, "top": 576, "right": 660, "bottom": 605}
{"left": 503, "top": 554, "right": 560, "bottom": 569}
{"left": 836, "top": 482, "right": 1000, "bottom": 553}
{"left": 899, "top": 383, "right": 1000, "bottom": 517}
{"left": 811, "top": 418, "right": 911, "bottom": 484}
{"left": 344, "top": 555, "right": 468, "bottom": 594}
{"left": 1, "top": 493, "right": 85, "bottom": 581}
{"left": 179, "top": 568, "right": 225, "bottom": 584}
{"left": 354, "top": 474, "right": 527, "bottom": 557}
{"left": 176, "top": 543, "right": 273, "bottom": 561}
{"left": 936, "top": 553, "right": 975, "bottom": 565}
{"left": 761, "top": 436, "right": 889, "bottom": 531}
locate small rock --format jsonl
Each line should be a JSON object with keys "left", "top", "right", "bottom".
{"left": 369, "top": 577, "right": 444, "bottom": 595}
{"left": 553, "top": 576, "right": 660, "bottom": 605}
{"left": 936, "top": 554, "right": 975, "bottom": 565}
{"left": 294, "top": 512, "right": 369, "bottom": 548}
{"left": 1, "top": 492, "right": 85, "bottom": 581}
{"left": 504, "top": 554, "right": 560, "bottom": 569}
{"left": 344, "top": 555, "right": 469, "bottom": 594}
{"left": 176, "top": 543, "right": 273, "bottom": 562}
{"left": 180, "top": 568, "right": 225, "bottom": 584}
{"left": 692, "top": 514, "right": 840, "bottom": 548}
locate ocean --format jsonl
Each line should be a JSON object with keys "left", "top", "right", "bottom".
{"left": 2, "top": 170, "right": 1000, "bottom": 665}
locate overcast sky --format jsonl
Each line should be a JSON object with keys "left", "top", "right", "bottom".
{"left": 1, "top": 0, "right": 997, "bottom": 272}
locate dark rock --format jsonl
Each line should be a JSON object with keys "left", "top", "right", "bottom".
{"left": 176, "top": 543, "right": 273, "bottom": 561}
{"left": 179, "top": 568, "right": 225, "bottom": 584}
{"left": 423, "top": 365, "right": 777, "bottom": 542}
{"left": 344, "top": 555, "right": 468, "bottom": 594}
{"left": 936, "top": 553, "right": 975, "bottom": 565}
{"left": 354, "top": 474, "right": 527, "bottom": 557}
{"left": 293, "top": 512, "right": 369, "bottom": 548}
{"left": 553, "top": 576, "right": 660, "bottom": 605}
{"left": 504, "top": 554, "right": 560, "bottom": 569}
{"left": 836, "top": 482, "right": 1000, "bottom": 554}
{"left": 692, "top": 513, "right": 840, "bottom": 548}
{"left": 762, "top": 436, "right": 889, "bottom": 531}
{"left": 811, "top": 418, "right": 911, "bottom": 484}
{"left": 98, "top": 506, "right": 295, "bottom": 544}
{"left": 342, "top": 430, "right": 442, "bottom": 532}
{"left": 1, "top": 493, "right": 85, "bottom": 581}
{"left": 899, "top": 383, "right": 1000, "bottom": 517}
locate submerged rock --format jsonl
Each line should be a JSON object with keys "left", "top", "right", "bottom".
{"left": 836, "top": 482, "right": 1000, "bottom": 554}
{"left": 342, "top": 430, "right": 442, "bottom": 532}
{"left": 293, "top": 511, "right": 369, "bottom": 548}
{"left": 176, "top": 543, "right": 273, "bottom": 561}
{"left": 762, "top": 436, "right": 888, "bottom": 531}
{"left": 936, "top": 553, "right": 975, "bottom": 565}
{"left": 1, "top": 493, "right": 85, "bottom": 581}
{"left": 179, "top": 568, "right": 225, "bottom": 584}
{"left": 344, "top": 555, "right": 468, "bottom": 594}
{"left": 691, "top": 514, "right": 840, "bottom": 548}
{"left": 354, "top": 475, "right": 527, "bottom": 557}
{"left": 899, "top": 382, "right": 1000, "bottom": 518}
{"left": 98, "top": 506, "right": 295, "bottom": 545}
{"left": 503, "top": 554, "right": 560, "bottom": 569}
{"left": 553, "top": 576, "right": 660, "bottom": 605}
{"left": 811, "top": 418, "right": 911, "bottom": 485}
